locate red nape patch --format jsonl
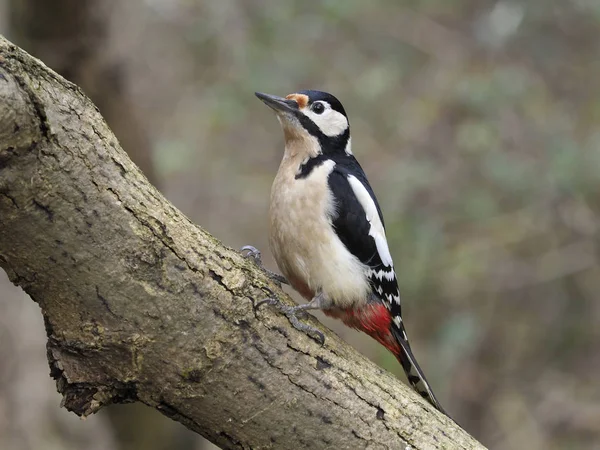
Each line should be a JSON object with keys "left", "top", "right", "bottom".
{"left": 285, "top": 93, "right": 308, "bottom": 109}
{"left": 326, "top": 304, "right": 401, "bottom": 354}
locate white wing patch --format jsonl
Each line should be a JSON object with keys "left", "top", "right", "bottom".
{"left": 346, "top": 175, "right": 394, "bottom": 268}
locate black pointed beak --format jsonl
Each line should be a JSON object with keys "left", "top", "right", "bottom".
{"left": 255, "top": 92, "right": 299, "bottom": 114}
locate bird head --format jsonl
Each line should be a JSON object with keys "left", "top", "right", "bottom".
{"left": 256, "top": 90, "right": 352, "bottom": 156}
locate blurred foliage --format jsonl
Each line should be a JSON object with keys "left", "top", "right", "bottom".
{"left": 3, "top": 0, "right": 600, "bottom": 449}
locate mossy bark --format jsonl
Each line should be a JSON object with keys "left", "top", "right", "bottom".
{"left": 0, "top": 36, "right": 485, "bottom": 450}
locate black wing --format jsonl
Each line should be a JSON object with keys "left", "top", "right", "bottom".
{"left": 327, "top": 159, "right": 403, "bottom": 327}
{"left": 328, "top": 158, "right": 446, "bottom": 414}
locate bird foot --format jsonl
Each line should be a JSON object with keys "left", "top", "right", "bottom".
{"left": 241, "top": 245, "right": 288, "bottom": 285}
{"left": 255, "top": 298, "right": 325, "bottom": 345}
{"left": 241, "top": 245, "right": 263, "bottom": 264}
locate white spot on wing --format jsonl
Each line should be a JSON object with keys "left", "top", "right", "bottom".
{"left": 346, "top": 175, "right": 394, "bottom": 267}
{"left": 368, "top": 268, "right": 396, "bottom": 281}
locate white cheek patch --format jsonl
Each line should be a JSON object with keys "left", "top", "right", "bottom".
{"left": 346, "top": 175, "right": 394, "bottom": 268}
{"left": 303, "top": 102, "right": 349, "bottom": 137}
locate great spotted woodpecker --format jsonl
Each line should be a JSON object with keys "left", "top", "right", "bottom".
{"left": 244, "top": 90, "right": 446, "bottom": 415}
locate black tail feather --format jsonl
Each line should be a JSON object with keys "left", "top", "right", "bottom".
{"left": 391, "top": 326, "right": 448, "bottom": 416}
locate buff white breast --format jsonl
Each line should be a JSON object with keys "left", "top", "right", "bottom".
{"left": 269, "top": 158, "right": 371, "bottom": 308}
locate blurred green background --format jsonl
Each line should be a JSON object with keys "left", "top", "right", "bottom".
{"left": 1, "top": 0, "right": 600, "bottom": 449}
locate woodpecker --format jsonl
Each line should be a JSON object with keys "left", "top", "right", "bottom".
{"left": 246, "top": 90, "right": 446, "bottom": 415}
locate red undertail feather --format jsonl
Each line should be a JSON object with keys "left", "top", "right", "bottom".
{"left": 324, "top": 303, "right": 401, "bottom": 354}
{"left": 325, "top": 304, "right": 447, "bottom": 416}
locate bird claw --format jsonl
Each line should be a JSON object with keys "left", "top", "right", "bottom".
{"left": 254, "top": 297, "right": 279, "bottom": 310}
{"left": 256, "top": 297, "right": 325, "bottom": 345}
{"left": 241, "top": 245, "right": 262, "bottom": 265}
{"left": 241, "top": 245, "right": 288, "bottom": 285}
{"left": 287, "top": 313, "right": 325, "bottom": 345}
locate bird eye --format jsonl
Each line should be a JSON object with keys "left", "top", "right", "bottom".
{"left": 312, "top": 102, "right": 325, "bottom": 114}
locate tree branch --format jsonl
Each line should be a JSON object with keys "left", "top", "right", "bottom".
{"left": 0, "top": 35, "right": 485, "bottom": 450}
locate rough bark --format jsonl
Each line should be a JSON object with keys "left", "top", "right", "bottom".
{"left": 0, "top": 35, "right": 485, "bottom": 450}
{"left": 7, "top": 2, "right": 205, "bottom": 449}
{"left": 0, "top": 273, "right": 119, "bottom": 450}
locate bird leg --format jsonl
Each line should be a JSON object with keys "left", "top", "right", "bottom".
{"left": 256, "top": 291, "right": 329, "bottom": 345}
{"left": 241, "top": 245, "right": 288, "bottom": 285}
